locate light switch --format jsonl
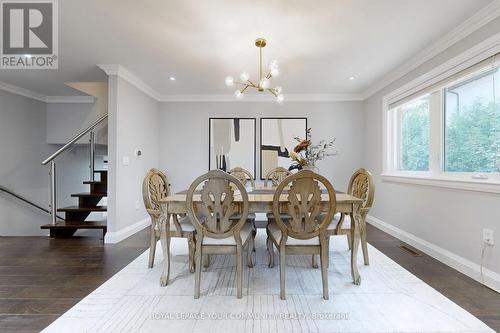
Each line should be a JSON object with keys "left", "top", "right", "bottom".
{"left": 122, "top": 156, "right": 130, "bottom": 166}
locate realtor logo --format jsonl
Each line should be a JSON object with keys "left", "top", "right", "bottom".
{"left": 1, "top": 0, "right": 58, "bottom": 69}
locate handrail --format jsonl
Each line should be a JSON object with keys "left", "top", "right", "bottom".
{"left": 41, "top": 114, "right": 108, "bottom": 165}
{"left": 0, "top": 185, "right": 65, "bottom": 220}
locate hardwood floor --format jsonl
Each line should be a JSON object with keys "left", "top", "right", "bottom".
{"left": 365, "top": 224, "right": 500, "bottom": 331}
{"left": 0, "top": 225, "right": 498, "bottom": 332}
{"left": 0, "top": 229, "right": 150, "bottom": 333}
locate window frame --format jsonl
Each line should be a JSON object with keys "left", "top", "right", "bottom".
{"left": 382, "top": 37, "right": 500, "bottom": 194}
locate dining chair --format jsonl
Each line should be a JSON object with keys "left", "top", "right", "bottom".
{"left": 264, "top": 167, "right": 292, "bottom": 221}
{"left": 264, "top": 167, "right": 292, "bottom": 187}
{"left": 142, "top": 169, "right": 195, "bottom": 275}
{"left": 266, "top": 170, "right": 336, "bottom": 300}
{"left": 186, "top": 170, "right": 254, "bottom": 299}
{"left": 228, "top": 167, "right": 257, "bottom": 252}
{"left": 325, "top": 168, "right": 374, "bottom": 265}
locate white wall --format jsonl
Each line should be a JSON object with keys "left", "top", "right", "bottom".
{"left": 0, "top": 90, "right": 52, "bottom": 235}
{"left": 106, "top": 76, "right": 160, "bottom": 242}
{"left": 47, "top": 102, "right": 96, "bottom": 144}
{"left": 363, "top": 17, "right": 500, "bottom": 290}
{"left": 159, "top": 101, "right": 364, "bottom": 193}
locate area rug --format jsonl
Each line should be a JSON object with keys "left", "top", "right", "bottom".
{"left": 42, "top": 231, "right": 493, "bottom": 333}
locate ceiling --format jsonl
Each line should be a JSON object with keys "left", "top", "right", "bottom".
{"left": 0, "top": 0, "right": 495, "bottom": 97}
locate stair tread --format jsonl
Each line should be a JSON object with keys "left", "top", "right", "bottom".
{"left": 41, "top": 221, "right": 107, "bottom": 229}
{"left": 58, "top": 205, "right": 107, "bottom": 212}
{"left": 71, "top": 192, "right": 107, "bottom": 197}
{"left": 83, "top": 180, "right": 106, "bottom": 184}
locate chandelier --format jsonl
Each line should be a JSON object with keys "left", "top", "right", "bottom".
{"left": 225, "top": 38, "right": 284, "bottom": 103}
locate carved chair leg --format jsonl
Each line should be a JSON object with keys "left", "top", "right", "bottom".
{"left": 236, "top": 244, "right": 243, "bottom": 299}
{"left": 203, "top": 254, "right": 210, "bottom": 268}
{"left": 187, "top": 233, "right": 195, "bottom": 273}
{"left": 266, "top": 230, "right": 274, "bottom": 268}
{"left": 148, "top": 225, "right": 157, "bottom": 269}
{"left": 252, "top": 227, "right": 257, "bottom": 252}
{"left": 279, "top": 245, "right": 286, "bottom": 300}
{"left": 312, "top": 255, "right": 318, "bottom": 268}
{"left": 159, "top": 230, "right": 171, "bottom": 287}
{"left": 326, "top": 236, "right": 330, "bottom": 268}
{"left": 247, "top": 237, "right": 254, "bottom": 268}
{"left": 346, "top": 233, "right": 352, "bottom": 250}
{"left": 360, "top": 220, "right": 370, "bottom": 265}
{"left": 194, "top": 239, "right": 203, "bottom": 299}
{"left": 320, "top": 240, "right": 329, "bottom": 300}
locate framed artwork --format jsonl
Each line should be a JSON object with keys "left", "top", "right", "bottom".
{"left": 260, "top": 117, "right": 307, "bottom": 179}
{"left": 209, "top": 118, "right": 256, "bottom": 178}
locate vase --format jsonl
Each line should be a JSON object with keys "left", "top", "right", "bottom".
{"left": 301, "top": 165, "right": 318, "bottom": 172}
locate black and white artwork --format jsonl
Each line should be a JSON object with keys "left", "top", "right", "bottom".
{"left": 209, "top": 118, "right": 256, "bottom": 177}
{"left": 260, "top": 118, "right": 307, "bottom": 179}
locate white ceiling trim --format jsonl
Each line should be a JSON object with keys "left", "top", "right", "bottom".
{"left": 158, "top": 93, "right": 363, "bottom": 102}
{"left": 98, "top": 64, "right": 363, "bottom": 102}
{"left": 0, "top": 81, "right": 46, "bottom": 102}
{"left": 0, "top": 81, "right": 95, "bottom": 103}
{"left": 45, "top": 95, "right": 96, "bottom": 103}
{"left": 361, "top": 0, "right": 500, "bottom": 99}
{"left": 97, "top": 64, "right": 160, "bottom": 100}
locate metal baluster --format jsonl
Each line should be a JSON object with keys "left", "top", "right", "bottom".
{"left": 49, "top": 161, "right": 56, "bottom": 225}
{"left": 89, "top": 130, "right": 95, "bottom": 181}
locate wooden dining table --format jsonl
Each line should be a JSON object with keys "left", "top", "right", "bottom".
{"left": 158, "top": 186, "right": 365, "bottom": 287}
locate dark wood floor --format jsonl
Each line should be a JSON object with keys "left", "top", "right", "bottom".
{"left": 0, "top": 225, "right": 498, "bottom": 332}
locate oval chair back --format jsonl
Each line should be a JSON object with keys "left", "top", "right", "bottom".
{"left": 186, "top": 170, "right": 249, "bottom": 240}
{"left": 264, "top": 167, "right": 292, "bottom": 187}
{"left": 272, "top": 170, "right": 336, "bottom": 241}
{"left": 347, "top": 168, "right": 375, "bottom": 219}
{"left": 228, "top": 167, "right": 255, "bottom": 188}
{"left": 142, "top": 168, "right": 170, "bottom": 219}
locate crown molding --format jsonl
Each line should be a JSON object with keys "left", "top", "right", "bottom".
{"left": 361, "top": 0, "right": 500, "bottom": 99}
{"left": 158, "top": 93, "right": 363, "bottom": 102}
{"left": 0, "top": 81, "right": 97, "bottom": 103}
{"left": 0, "top": 81, "right": 46, "bottom": 102}
{"left": 98, "top": 64, "right": 362, "bottom": 102}
{"left": 45, "top": 95, "right": 95, "bottom": 103}
{"left": 97, "top": 64, "right": 160, "bottom": 100}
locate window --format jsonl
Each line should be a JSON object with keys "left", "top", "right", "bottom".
{"left": 444, "top": 69, "right": 500, "bottom": 173}
{"left": 384, "top": 50, "right": 500, "bottom": 190}
{"left": 396, "top": 96, "right": 430, "bottom": 171}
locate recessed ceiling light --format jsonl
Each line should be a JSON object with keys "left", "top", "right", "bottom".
{"left": 169, "top": 76, "right": 176, "bottom": 81}
{"left": 348, "top": 76, "right": 355, "bottom": 81}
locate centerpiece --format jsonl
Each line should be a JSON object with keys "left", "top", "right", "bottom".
{"left": 289, "top": 128, "right": 337, "bottom": 171}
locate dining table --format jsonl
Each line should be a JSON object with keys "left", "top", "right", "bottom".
{"left": 158, "top": 186, "right": 365, "bottom": 287}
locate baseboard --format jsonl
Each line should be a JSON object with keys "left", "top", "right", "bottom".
{"left": 104, "top": 218, "right": 150, "bottom": 244}
{"left": 366, "top": 215, "right": 500, "bottom": 293}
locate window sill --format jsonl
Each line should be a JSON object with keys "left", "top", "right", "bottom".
{"left": 381, "top": 173, "right": 500, "bottom": 194}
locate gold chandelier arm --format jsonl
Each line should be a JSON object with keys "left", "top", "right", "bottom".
{"left": 241, "top": 85, "right": 251, "bottom": 93}
{"left": 246, "top": 79, "right": 258, "bottom": 88}
{"left": 266, "top": 72, "right": 272, "bottom": 79}
{"left": 267, "top": 88, "right": 278, "bottom": 97}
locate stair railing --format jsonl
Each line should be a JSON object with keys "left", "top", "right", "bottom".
{"left": 41, "top": 114, "right": 108, "bottom": 225}
{"left": 0, "top": 185, "right": 66, "bottom": 220}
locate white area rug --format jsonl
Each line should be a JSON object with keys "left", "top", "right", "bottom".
{"left": 42, "top": 231, "right": 493, "bottom": 333}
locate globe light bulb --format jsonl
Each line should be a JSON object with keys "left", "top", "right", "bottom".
{"left": 269, "top": 60, "right": 279, "bottom": 70}
{"left": 270, "top": 68, "right": 279, "bottom": 77}
{"left": 275, "top": 86, "right": 283, "bottom": 94}
{"left": 276, "top": 94, "right": 284, "bottom": 103}
{"left": 225, "top": 76, "right": 234, "bottom": 86}
{"left": 240, "top": 72, "right": 249, "bottom": 82}
{"left": 235, "top": 90, "right": 244, "bottom": 99}
{"left": 260, "top": 78, "right": 270, "bottom": 89}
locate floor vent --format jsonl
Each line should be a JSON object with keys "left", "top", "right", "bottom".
{"left": 398, "top": 245, "right": 422, "bottom": 257}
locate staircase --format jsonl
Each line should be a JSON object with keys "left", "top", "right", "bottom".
{"left": 41, "top": 169, "right": 108, "bottom": 240}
